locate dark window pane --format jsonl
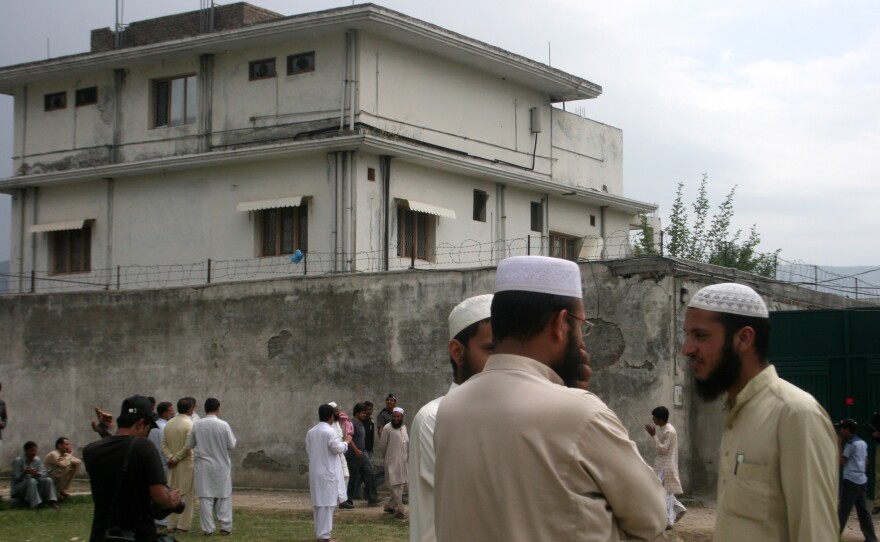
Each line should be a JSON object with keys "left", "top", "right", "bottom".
{"left": 416, "top": 213, "right": 428, "bottom": 259}
{"left": 249, "top": 59, "right": 276, "bottom": 80}
{"left": 54, "top": 233, "right": 67, "bottom": 274}
{"left": 262, "top": 209, "right": 277, "bottom": 256}
{"left": 530, "top": 202, "right": 542, "bottom": 232}
{"left": 75, "top": 87, "right": 98, "bottom": 106}
{"left": 287, "top": 52, "right": 315, "bottom": 75}
{"left": 298, "top": 203, "right": 308, "bottom": 252}
{"left": 155, "top": 81, "right": 169, "bottom": 126}
{"left": 280, "top": 207, "right": 294, "bottom": 254}
{"left": 44, "top": 92, "right": 67, "bottom": 111}
{"left": 70, "top": 230, "right": 82, "bottom": 272}
{"left": 82, "top": 226, "right": 91, "bottom": 271}
{"left": 473, "top": 190, "right": 487, "bottom": 222}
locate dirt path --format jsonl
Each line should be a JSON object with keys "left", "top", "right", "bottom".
{"left": 5, "top": 480, "right": 874, "bottom": 541}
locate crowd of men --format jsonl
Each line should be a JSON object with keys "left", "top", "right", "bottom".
{"left": 2, "top": 254, "right": 877, "bottom": 542}
{"left": 3, "top": 393, "right": 236, "bottom": 542}
{"left": 304, "top": 255, "right": 869, "bottom": 542}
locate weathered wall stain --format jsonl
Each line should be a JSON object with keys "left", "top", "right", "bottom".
{"left": 243, "top": 450, "right": 290, "bottom": 472}
{"left": 268, "top": 330, "right": 291, "bottom": 359}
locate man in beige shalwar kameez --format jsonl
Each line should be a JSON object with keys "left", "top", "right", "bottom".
{"left": 434, "top": 256, "right": 667, "bottom": 542}
{"left": 683, "top": 283, "right": 838, "bottom": 541}
{"left": 161, "top": 397, "right": 196, "bottom": 533}
{"left": 378, "top": 407, "right": 408, "bottom": 519}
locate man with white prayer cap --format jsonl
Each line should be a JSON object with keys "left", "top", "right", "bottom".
{"left": 378, "top": 406, "right": 409, "bottom": 519}
{"left": 682, "top": 282, "right": 838, "bottom": 541}
{"left": 409, "top": 294, "right": 494, "bottom": 542}
{"left": 434, "top": 255, "right": 667, "bottom": 542}
{"left": 327, "top": 401, "right": 351, "bottom": 508}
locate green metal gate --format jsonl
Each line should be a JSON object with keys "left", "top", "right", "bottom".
{"left": 770, "top": 308, "right": 880, "bottom": 498}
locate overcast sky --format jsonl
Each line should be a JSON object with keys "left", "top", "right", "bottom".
{"left": 1, "top": 0, "right": 878, "bottom": 266}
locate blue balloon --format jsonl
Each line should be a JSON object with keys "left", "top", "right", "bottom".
{"left": 291, "top": 249, "right": 304, "bottom": 263}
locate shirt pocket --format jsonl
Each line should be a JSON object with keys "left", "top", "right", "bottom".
{"left": 724, "top": 462, "right": 770, "bottom": 520}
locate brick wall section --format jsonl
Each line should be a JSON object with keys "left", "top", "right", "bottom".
{"left": 90, "top": 2, "right": 283, "bottom": 53}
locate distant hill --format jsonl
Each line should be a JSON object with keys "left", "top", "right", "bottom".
{"left": 0, "top": 260, "right": 7, "bottom": 292}
{"left": 777, "top": 264, "right": 880, "bottom": 301}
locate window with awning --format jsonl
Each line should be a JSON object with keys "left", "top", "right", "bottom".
{"left": 237, "top": 197, "right": 309, "bottom": 257}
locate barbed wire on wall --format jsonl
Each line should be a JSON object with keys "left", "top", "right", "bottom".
{"left": 628, "top": 230, "right": 880, "bottom": 300}
{"left": 2, "top": 231, "right": 879, "bottom": 300}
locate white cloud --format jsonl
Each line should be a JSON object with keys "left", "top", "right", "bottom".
{"left": 0, "top": 0, "right": 878, "bottom": 265}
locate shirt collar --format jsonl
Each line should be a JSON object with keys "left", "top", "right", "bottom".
{"left": 726, "top": 364, "right": 777, "bottom": 424}
{"left": 483, "top": 353, "right": 565, "bottom": 385}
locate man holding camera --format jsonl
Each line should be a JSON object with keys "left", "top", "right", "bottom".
{"left": 84, "top": 395, "right": 181, "bottom": 542}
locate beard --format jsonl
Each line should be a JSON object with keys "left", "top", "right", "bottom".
{"left": 333, "top": 412, "right": 340, "bottom": 421}
{"left": 693, "top": 335, "right": 742, "bottom": 401}
{"left": 554, "top": 327, "right": 585, "bottom": 388}
{"left": 391, "top": 419, "right": 403, "bottom": 429}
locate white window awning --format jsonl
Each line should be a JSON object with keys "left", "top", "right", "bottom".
{"left": 28, "top": 219, "right": 90, "bottom": 233}
{"left": 401, "top": 199, "right": 456, "bottom": 219}
{"left": 236, "top": 196, "right": 305, "bottom": 213}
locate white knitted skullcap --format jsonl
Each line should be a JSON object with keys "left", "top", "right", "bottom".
{"left": 392, "top": 407, "right": 404, "bottom": 414}
{"left": 688, "top": 283, "right": 769, "bottom": 318}
{"left": 448, "top": 294, "right": 493, "bottom": 340}
{"left": 495, "top": 256, "right": 582, "bottom": 298}
{"left": 328, "top": 402, "right": 338, "bottom": 408}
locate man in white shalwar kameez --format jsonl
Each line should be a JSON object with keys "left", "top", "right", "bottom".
{"left": 186, "top": 398, "right": 237, "bottom": 536}
{"left": 148, "top": 401, "right": 175, "bottom": 529}
{"left": 409, "top": 294, "right": 494, "bottom": 542}
{"left": 645, "top": 406, "right": 686, "bottom": 529}
{"left": 328, "top": 402, "right": 351, "bottom": 488}
{"left": 307, "top": 404, "right": 352, "bottom": 542}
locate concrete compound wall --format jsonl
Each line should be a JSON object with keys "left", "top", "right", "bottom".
{"left": 0, "top": 257, "right": 862, "bottom": 491}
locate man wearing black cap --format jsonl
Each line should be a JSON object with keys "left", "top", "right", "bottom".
{"left": 377, "top": 394, "right": 396, "bottom": 438}
{"left": 83, "top": 395, "right": 181, "bottom": 542}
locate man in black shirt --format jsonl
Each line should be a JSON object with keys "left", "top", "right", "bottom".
{"left": 363, "top": 401, "right": 375, "bottom": 458}
{"left": 344, "top": 403, "right": 379, "bottom": 507}
{"left": 84, "top": 395, "right": 180, "bottom": 542}
{"left": 377, "top": 394, "right": 396, "bottom": 438}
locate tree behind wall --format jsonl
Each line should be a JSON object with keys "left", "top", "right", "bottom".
{"left": 633, "top": 174, "right": 780, "bottom": 278}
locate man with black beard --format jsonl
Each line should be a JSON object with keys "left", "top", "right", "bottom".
{"left": 378, "top": 407, "right": 409, "bottom": 519}
{"left": 683, "top": 282, "right": 838, "bottom": 541}
{"left": 409, "top": 294, "right": 494, "bottom": 542}
{"left": 434, "top": 256, "right": 666, "bottom": 542}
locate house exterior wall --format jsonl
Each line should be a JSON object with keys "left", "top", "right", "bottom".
{"left": 0, "top": 258, "right": 861, "bottom": 490}
{"left": 2, "top": 5, "right": 653, "bottom": 293}
{"left": 358, "top": 32, "right": 554, "bottom": 177}
{"left": 552, "top": 109, "right": 623, "bottom": 194}
{"left": 211, "top": 34, "right": 347, "bottom": 148}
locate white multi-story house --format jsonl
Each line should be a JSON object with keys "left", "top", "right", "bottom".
{"left": 0, "top": 2, "right": 656, "bottom": 293}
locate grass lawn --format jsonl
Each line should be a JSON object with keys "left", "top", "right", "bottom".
{"left": 0, "top": 496, "right": 409, "bottom": 541}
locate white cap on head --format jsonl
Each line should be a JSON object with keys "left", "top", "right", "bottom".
{"left": 495, "top": 255, "right": 582, "bottom": 298}
{"left": 392, "top": 407, "right": 404, "bottom": 414}
{"left": 448, "top": 294, "right": 493, "bottom": 340}
{"left": 328, "top": 402, "right": 338, "bottom": 408}
{"left": 688, "top": 283, "right": 769, "bottom": 318}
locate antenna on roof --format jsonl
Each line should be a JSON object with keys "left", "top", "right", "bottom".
{"left": 114, "top": 0, "right": 125, "bottom": 48}
{"left": 200, "top": 0, "right": 216, "bottom": 33}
